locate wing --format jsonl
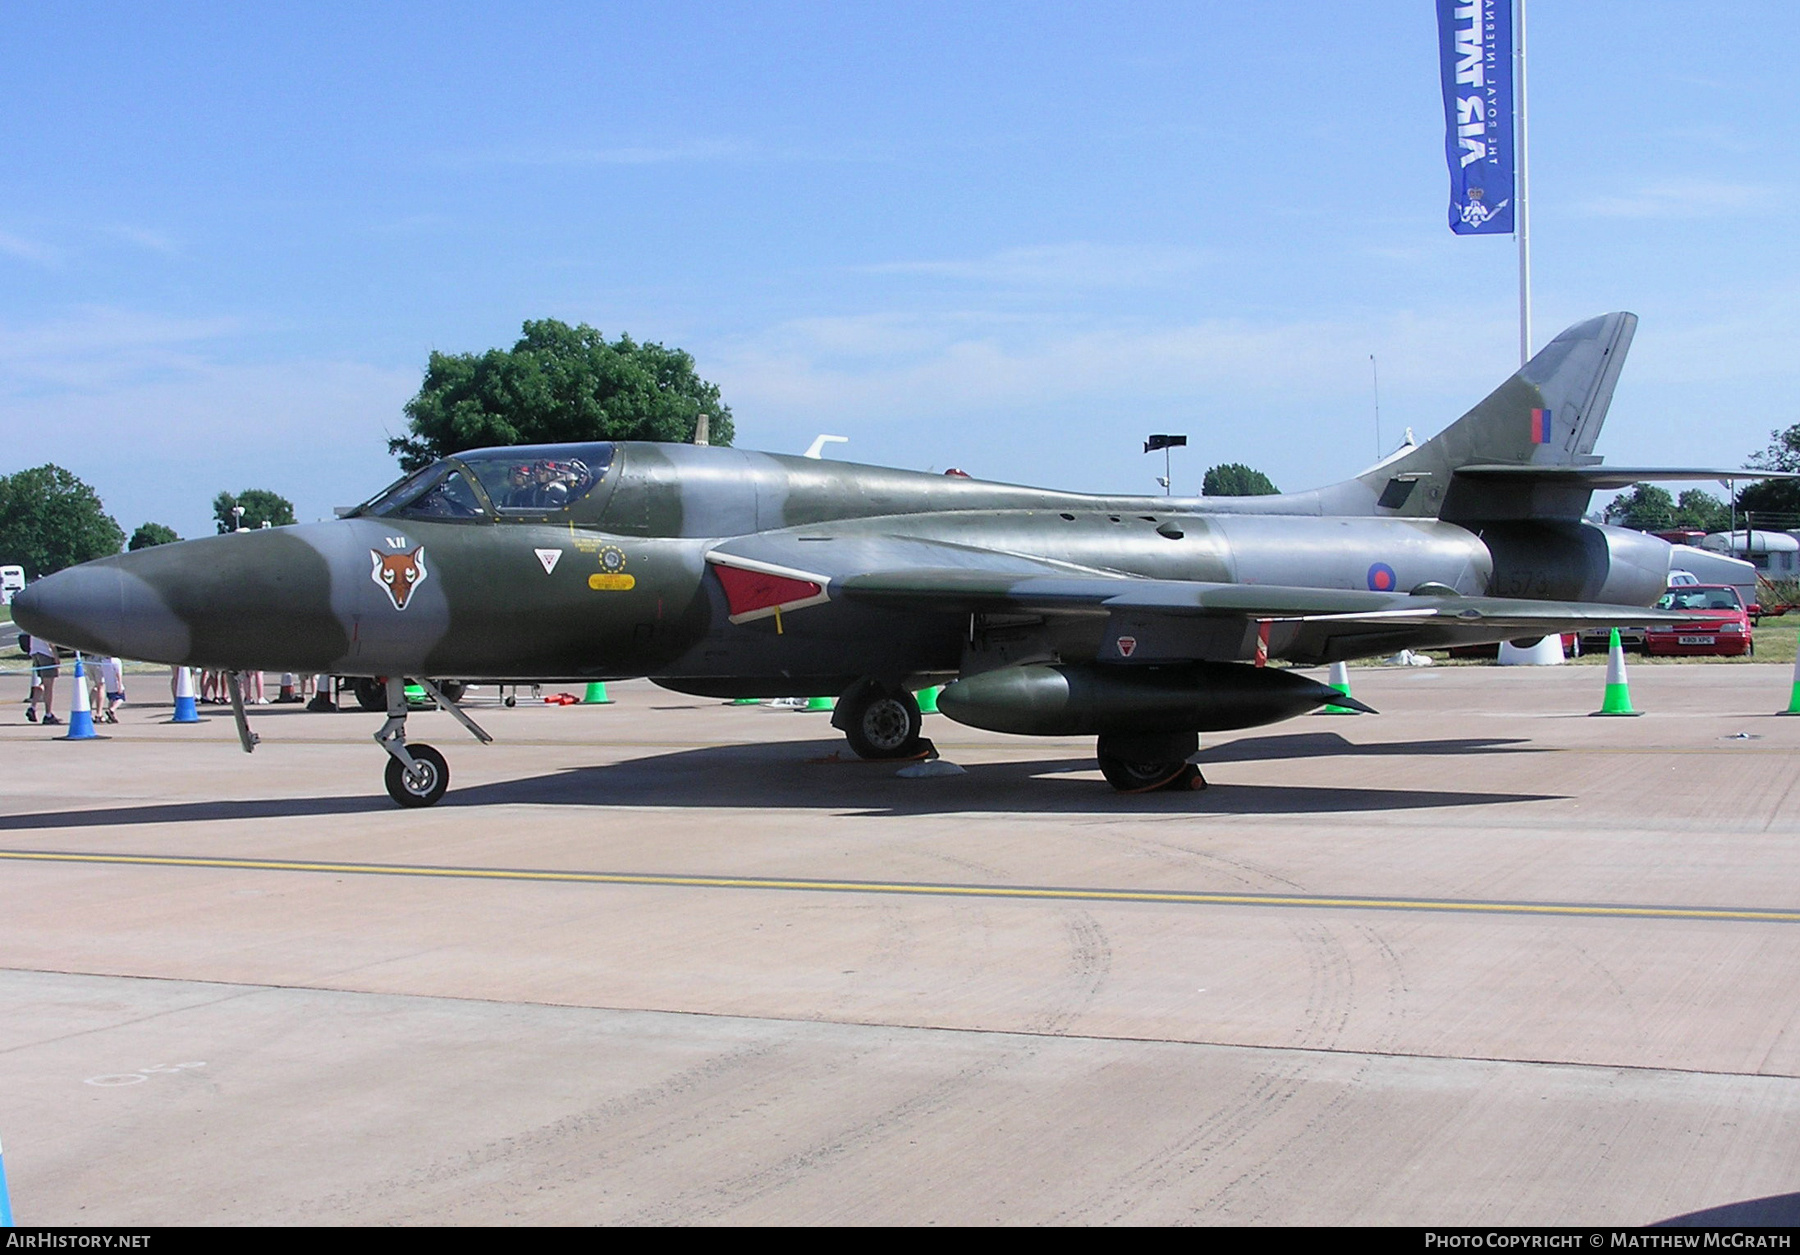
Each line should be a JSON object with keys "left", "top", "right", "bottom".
{"left": 706, "top": 531, "right": 1685, "bottom": 665}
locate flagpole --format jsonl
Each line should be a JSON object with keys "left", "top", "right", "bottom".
{"left": 1515, "top": 0, "right": 1531, "bottom": 366}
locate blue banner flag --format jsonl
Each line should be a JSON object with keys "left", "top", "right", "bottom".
{"left": 1437, "top": 0, "right": 1515, "bottom": 234}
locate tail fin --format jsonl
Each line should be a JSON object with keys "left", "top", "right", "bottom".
{"left": 1353, "top": 312, "right": 1637, "bottom": 522}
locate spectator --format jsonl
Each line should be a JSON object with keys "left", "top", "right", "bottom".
{"left": 92, "top": 656, "right": 125, "bottom": 723}
{"left": 25, "top": 636, "right": 59, "bottom": 725}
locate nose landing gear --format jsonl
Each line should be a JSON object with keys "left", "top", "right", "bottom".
{"left": 385, "top": 742, "right": 448, "bottom": 807}
{"left": 374, "top": 677, "right": 492, "bottom": 807}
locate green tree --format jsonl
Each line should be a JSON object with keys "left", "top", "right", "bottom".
{"left": 128, "top": 523, "right": 181, "bottom": 550}
{"left": 1202, "top": 463, "right": 1280, "bottom": 496}
{"left": 389, "top": 319, "right": 734, "bottom": 472}
{"left": 1607, "top": 483, "right": 1676, "bottom": 530}
{"left": 1737, "top": 423, "right": 1800, "bottom": 527}
{"left": 214, "top": 489, "right": 296, "bottom": 534}
{"left": 0, "top": 464, "right": 126, "bottom": 577}
{"left": 1672, "top": 490, "right": 1730, "bottom": 533}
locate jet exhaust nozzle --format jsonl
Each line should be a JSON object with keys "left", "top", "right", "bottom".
{"left": 936, "top": 661, "right": 1372, "bottom": 737}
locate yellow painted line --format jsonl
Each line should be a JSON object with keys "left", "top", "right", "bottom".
{"left": 1, "top": 849, "right": 1796, "bottom": 924}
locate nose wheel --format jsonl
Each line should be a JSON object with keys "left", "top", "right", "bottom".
{"left": 385, "top": 743, "right": 448, "bottom": 807}
{"left": 372, "top": 676, "right": 492, "bottom": 807}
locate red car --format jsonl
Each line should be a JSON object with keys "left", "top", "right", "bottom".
{"left": 1644, "top": 585, "right": 1753, "bottom": 657}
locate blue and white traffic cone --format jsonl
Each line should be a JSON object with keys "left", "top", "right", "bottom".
{"left": 60, "top": 658, "right": 100, "bottom": 740}
{"left": 171, "top": 666, "right": 201, "bottom": 723}
{"left": 0, "top": 1130, "right": 13, "bottom": 1225}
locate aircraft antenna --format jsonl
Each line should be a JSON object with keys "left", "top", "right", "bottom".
{"left": 1370, "top": 354, "right": 1381, "bottom": 459}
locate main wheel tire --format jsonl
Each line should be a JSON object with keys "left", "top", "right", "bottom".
{"left": 384, "top": 743, "right": 449, "bottom": 808}
{"left": 353, "top": 677, "right": 386, "bottom": 712}
{"left": 842, "top": 687, "right": 923, "bottom": 759}
{"left": 1097, "top": 753, "right": 1189, "bottom": 792}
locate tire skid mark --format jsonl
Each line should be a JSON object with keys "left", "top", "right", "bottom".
{"left": 617, "top": 908, "right": 1111, "bottom": 1222}
{"left": 1055, "top": 1057, "right": 1315, "bottom": 1224}
{"left": 1194, "top": 926, "right": 1397, "bottom": 1221}
{"left": 1294, "top": 920, "right": 1355, "bottom": 1052}
{"left": 292, "top": 1037, "right": 785, "bottom": 1223}
{"left": 614, "top": 1041, "right": 1034, "bottom": 1224}
{"left": 1354, "top": 920, "right": 1413, "bottom": 1055}
{"left": 815, "top": 900, "right": 916, "bottom": 1020}
{"left": 1026, "top": 908, "right": 1113, "bottom": 1036}
{"left": 1121, "top": 833, "right": 1314, "bottom": 895}
{"left": 1066, "top": 922, "right": 1395, "bottom": 1223}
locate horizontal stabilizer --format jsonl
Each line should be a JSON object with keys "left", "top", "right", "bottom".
{"left": 1453, "top": 465, "right": 1800, "bottom": 491}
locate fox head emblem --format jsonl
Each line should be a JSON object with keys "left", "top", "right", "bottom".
{"left": 371, "top": 546, "right": 427, "bottom": 609}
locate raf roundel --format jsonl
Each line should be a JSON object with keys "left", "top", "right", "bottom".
{"left": 1367, "top": 562, "right": 1397, "bottom": 593}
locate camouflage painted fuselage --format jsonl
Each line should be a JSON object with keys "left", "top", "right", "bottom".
{"left": 13, "top": 439, "right": 1666, "bottom": 694}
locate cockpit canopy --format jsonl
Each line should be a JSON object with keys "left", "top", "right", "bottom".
{"left": 359, "top": 443, "right": 617, "bottom": 522}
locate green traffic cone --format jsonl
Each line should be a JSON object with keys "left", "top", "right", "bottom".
{"left": 730, "top": 696, "right": 761, "bottom": 705}
{"left": 583, "top": 681, "right": 613, "bottom": 704}
{"left": 805, "top": 695, "right": 835, "bottom": 711}
{"left": 916, "top": 685, "right": 941, "bottom": 714}
{"left": 1317, "top": 661, "right": 1360, "bottom": 715}
{"left": 1783, "top": 634, "right": 1800, "bottom": 714}
{"left": 404, "top": 682, "right": 428, "bottom": 705}
{"left": 1592, "top": 628, "right": 1642, "bottom": 717}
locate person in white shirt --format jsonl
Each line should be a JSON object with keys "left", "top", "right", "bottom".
{"left": 89, "top": 656, "right": 125, "bottom": 723}
{"left": 25, "top": 636, "right": 59, "bottom": 726}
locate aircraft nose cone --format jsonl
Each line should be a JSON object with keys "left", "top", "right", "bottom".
{"left": 11, "top": 562, "right": 191, "bottom": 663}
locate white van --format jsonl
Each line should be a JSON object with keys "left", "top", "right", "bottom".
{"left": 0, "top": 566, "right": 23, "bottom": 606}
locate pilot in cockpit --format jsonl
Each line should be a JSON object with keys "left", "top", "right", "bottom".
{"left": 492, "top": 456, "right": 593, "bottom": 511}
{"left": 533, "top": 462, "right": 570, "bottom": 508}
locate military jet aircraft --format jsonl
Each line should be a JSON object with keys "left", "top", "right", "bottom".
{"left": 13, "top": 312, "right": 1767, "bottom": 806}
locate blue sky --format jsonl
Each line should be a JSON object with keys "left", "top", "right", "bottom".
{"left": 2, "top": 3, "right": 1795, "bottom": 539}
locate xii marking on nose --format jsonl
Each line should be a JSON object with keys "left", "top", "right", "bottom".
{"left": 384, "top": 535, "right": 409, "bottom": 550}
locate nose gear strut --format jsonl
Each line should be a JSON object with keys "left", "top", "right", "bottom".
{"left": 373, "top": 676, "right": 492, "bottom": 807}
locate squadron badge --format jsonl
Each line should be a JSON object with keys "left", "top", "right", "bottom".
{"left": 372, "top": 546, "right": 427, "bottom": 610}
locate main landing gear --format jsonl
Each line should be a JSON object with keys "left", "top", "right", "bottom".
{"left": 375, "top": 677, "right": 493, "bottom": 807}
{"left": 1095, "top": 731, "right": 1207, "bottom": 793}
{"left": 831, "top": 680, "right": 926, "bottom": 760}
